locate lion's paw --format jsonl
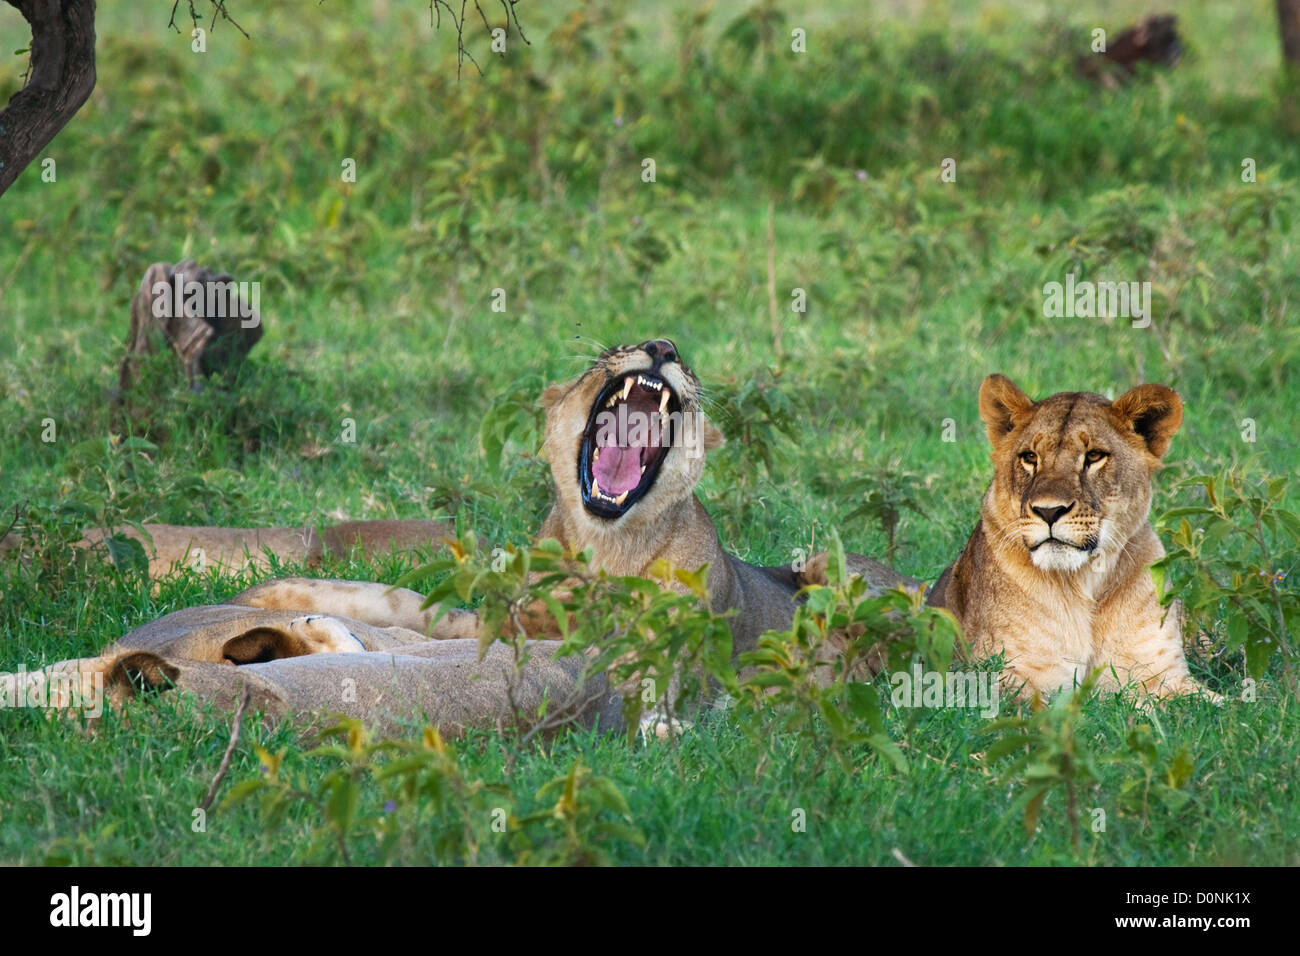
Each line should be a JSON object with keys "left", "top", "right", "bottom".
{"left": 638, "top": 712, "right": 693, "bottom": 742}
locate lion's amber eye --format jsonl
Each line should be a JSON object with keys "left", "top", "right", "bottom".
{"left": 1085, "top": 449, "right": 1108, "bottom": 465}
{"left": 1019, "top": 451, "right": 1038, "bottom": 467}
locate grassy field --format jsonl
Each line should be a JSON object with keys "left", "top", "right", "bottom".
{"left": 0, "top": 0, "right": 1297, "bottom": 865}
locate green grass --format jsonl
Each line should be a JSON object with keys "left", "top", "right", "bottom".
{"left": 0, "top": 0, "right": 1297, "bottom": 864}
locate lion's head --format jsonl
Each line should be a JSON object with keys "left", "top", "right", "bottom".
{"left": 977, "top": 373, "right": 1183, "bottom": 574}
{"left": 540, "top": 339, "right": 723, "bottom": 532}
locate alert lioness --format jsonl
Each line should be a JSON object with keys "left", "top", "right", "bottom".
{"left": 927, "top": 374, "right": 1214, "bottom": 701}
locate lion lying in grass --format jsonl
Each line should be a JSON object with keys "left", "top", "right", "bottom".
{"left": 5, "top": 339, "right": 907, "bottom": 736}
{"left": 10, "top": 350, "right": 1215, "bottom": 733}
{"left": 0, "top": 518, "right": 454, "bottom": 580}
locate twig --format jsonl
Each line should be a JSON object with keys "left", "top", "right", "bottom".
{"left": 503, "top": 0, "right": 530, "bottom": 45}
{"left": 517, "top": 683, "right": 609, "bottom": 749}
{"left": 198, "top": 688, "right": 251, "bottom": 811}
{"left": 166, "top": 1, "right": 250, "bottom": 39}
{"left": 210, "top": 1, "right": 251, "bottom": 39}
{"left": 432, "top": 0, "right": 484, "bottom": 79}
{"left": 473, "top": 1, "right": 498, "bottom": 56}
{"left": 767, "top": 201, "right": 780, "bottom": 355}
{"left": 166, "top": 1, "right": 188, "bottom": 33}
{"left": 0, "top": 501, "right": 26, "bottom": 545}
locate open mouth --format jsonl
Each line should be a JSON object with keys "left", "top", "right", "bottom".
{"left": 578, "top": 371, "right": 681, "bottom": 519}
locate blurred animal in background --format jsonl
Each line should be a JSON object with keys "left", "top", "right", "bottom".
{"left": 1076, "top": 14, "right": 1182, "bottom": 88}
{"left": 118, "top": 259, "right": 263, "bottom": 392}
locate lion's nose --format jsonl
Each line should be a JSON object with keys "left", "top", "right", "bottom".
{"left": 1031, "top": 502, "right": 1074, "bottom": 527}
{"left": 642, "top": 339, "right": 679, "bottom": 365}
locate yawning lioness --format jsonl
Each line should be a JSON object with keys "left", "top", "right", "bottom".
{"left": 10, "top": 340, "right": 908, "bottom": 734}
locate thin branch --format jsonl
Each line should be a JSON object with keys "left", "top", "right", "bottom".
{"left": 0, "top": 501, "right": 26, "bottom": 544}
{"left": 502, "top": 0, "right": 529, "bottom": 45}
{"left": 209, "top": 0, "right": 250, "bottom": 39}
{"left": 473, "top": 1, "right": 495, "bottom": 50}
{"left": 767, "top": 200, "right": 780, "bottom": 354}
{"left": 166, "top": 1, "right": 248, "bottom": 39}
{"left": 198, "top": 687, "right": 251, "bottom": 811}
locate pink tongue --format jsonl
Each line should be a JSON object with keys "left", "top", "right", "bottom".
{"left": 594, "top": 446, "right": 642, "bottom": 496}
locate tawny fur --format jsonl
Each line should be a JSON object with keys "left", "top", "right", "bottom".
{"left": 240, "top": 341, "right": 910, "bottom": 662}
{"left": 927, "top": 374, "right": 1215, "bottom": 702}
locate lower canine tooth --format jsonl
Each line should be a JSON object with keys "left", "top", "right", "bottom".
{"left": 614, "top": 491, "right": 628, "bottom": 506}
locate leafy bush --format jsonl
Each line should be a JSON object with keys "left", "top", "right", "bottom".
{"left": 397, "top": 531, "right": 738, "bottom": 737}
{"left": 736, "top": 531, "right": 963, "bottom": 776}
{"left": 980, "top": 673, "right": 1105, "bottom": 854}
{"left": 1153, "top": 469, "right": 1298, "bottom": 689}
{"left": 227, "top": 719, "right": 642, "bottom": 865}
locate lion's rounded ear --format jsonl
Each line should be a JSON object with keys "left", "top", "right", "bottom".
{"left": 702, "top": 420, "right": 725, "bottom": 451}
{"left": 539, "top": 383, "right": 567, "bottom": 409}
{"left": 979, "top": 374, "right": 1035, "bottom": 444}
{"left": 106, "top": 651, "right": 181, "bottom": 695}
{"left": 1112, "top": 384, "right": 1183, "bottom": 459}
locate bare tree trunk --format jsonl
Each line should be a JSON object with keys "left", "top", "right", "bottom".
{"left": 0, "top": 0, "right": 96, "bottom": 197}
{"left": 1280, "top": 0, "right": 1300, "bottom": 66}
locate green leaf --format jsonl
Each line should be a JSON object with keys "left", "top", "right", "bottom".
{"left": 1226, "top": 613, "right": 1248, "bottom": 652}
{"left": 817, "top": 697, "right": 849, "bottom": 738}
{"left": 589, "top": 777, "right": 633, "bottom": 816}
{"left": 104, "top": 534, "right": 148, "bottom": 576}
{"left": 1158, "top": 788, "right": 1191, "bottom": 813}
{"left": 1159, "top": 506, "right": 1213, "bottom": 519}
{"left": 846, "top": 681, "right": 883, "bottom": 731}
{"left": 1167, "top": 747, "right": 1195, "bottom": 789}
{"left": 984, "top": 734, "right": 1036, "bottom": 761}
{"left": 538, "top": 592, "right": 569, "bottom": 639}
{"left": 743, "top": 671, "right": 792, "bottom": 689}
{"left": 1024, "top": 788, "right": 1047, "bottom": 837}
{"left": 866, "top": 732, "right": 909, "bottom": 774}
{"left": 592, "top": 820, "right": 647, "bottom": 848}
{"left": 224, "top": 778, "right": 269, "bottom": 803}
{"left": 827, "top": 528, "right": 847, "bottom": 586}
{"left": 1245, "top": 636, "right": 1273, "bottom": 678}
{"left": 328, "top": 778, "right": 359, "bottom": 834}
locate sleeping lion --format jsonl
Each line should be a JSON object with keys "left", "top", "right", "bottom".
{"left": 6, "top": 340, "right": 907, "bottom": 734}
